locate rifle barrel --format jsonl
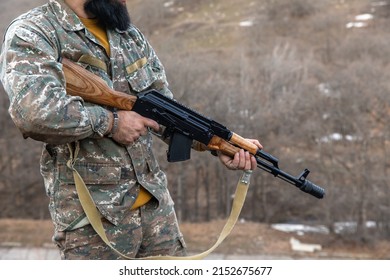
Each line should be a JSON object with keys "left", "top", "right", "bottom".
{"left": 255, "top": 157, "right": 325, "bottom": 199}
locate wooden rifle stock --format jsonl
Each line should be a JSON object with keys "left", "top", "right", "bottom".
{"left": 61, "top": 58, "right": 136, "bottom": 111}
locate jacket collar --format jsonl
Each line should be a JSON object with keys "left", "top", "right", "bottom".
{"left": 49, "top": 0, "right": 85, "bottom": 32}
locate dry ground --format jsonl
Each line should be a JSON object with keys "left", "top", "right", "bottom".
{"left": 0, "top": 219, "right": 389, "bottom": 259}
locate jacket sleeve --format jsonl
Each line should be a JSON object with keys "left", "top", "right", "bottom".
{"left": 0, "top": 21, "right": 110, "bottom": 145}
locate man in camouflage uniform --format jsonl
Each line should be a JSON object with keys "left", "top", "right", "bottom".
{"left": 0, "top": 0, "right": 261, "bottom": 259}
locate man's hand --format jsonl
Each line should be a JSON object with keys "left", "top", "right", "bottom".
{"left": 218, "top": 139, "right": 262, "bottom": 171}
{"left": 111, "top": 110, "right": 160, "bottom": 145}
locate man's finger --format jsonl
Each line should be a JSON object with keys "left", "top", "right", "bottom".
{"left": 144, "top": 118, "right": 160, "bottom": 132}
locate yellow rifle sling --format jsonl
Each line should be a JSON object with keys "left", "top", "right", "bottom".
{"left": 67, "top": 143, "right": 252, "bottom": 260}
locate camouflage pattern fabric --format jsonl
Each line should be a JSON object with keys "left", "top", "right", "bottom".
{"left": 0, "top": 0, "right": 185, "bottom": 258}
{"left": 53, "top": 198, "right": 187, "bottom": 259}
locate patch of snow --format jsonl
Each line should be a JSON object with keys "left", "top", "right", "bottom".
{"left": 317, "top": 83, "right": 334, "bottom": 97}
{"left": 271, "top": 224, "right": 330, "bottom": 235}
{"left": 317, "top": 133, "right": 361, "bottom": 143}
{"left": 290, "top": 237, "right": 322, "bottom": 253}
{"left": 272, "top": 221, "right": 378, "bottom": 236}
{"left": 346, "top": 22, "right": 368, "bottom": 29}
{"left": 371, "top": 1, "right": 388, "bottom": 7}
{"left": 164, "top": 1, "right": 174, "bottom": 8}
{"left": 334, "top": 221, "right": 377, "bottom": 234}
{"left": 239, "top": 20, "right": 254, "bottom": 27}
{"left": 355, "top": 14, "right": 374, "bottom": 21}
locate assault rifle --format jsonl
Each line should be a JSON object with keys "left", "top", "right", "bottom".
{"left": 61, "top": 58, "right": 325, "bottom": 199}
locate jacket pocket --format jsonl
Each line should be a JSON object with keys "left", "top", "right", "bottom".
{"left": 58, "top": 162, "right": 121, "bottom": 185}
{"left": 53, "top": 162, "right": 126, "bottom": 229}
{"left": 125, "top": 58, "right": 156, "bottom": 92}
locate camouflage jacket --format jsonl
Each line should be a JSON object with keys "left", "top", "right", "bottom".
{"left": 0, "top": 0, "right": 174, "bottom": 231}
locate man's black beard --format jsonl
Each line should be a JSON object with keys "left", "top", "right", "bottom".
{"left": 84, "top": 0, "right": 131, "bottom": 31}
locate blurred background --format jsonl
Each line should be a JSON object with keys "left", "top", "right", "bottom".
{"left": 1, "top": 0, "right": 390, "bottom": 256}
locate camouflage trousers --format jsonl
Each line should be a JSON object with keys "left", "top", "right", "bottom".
{"left": 52, "top": 198, "right": 187, "bottom": 259}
